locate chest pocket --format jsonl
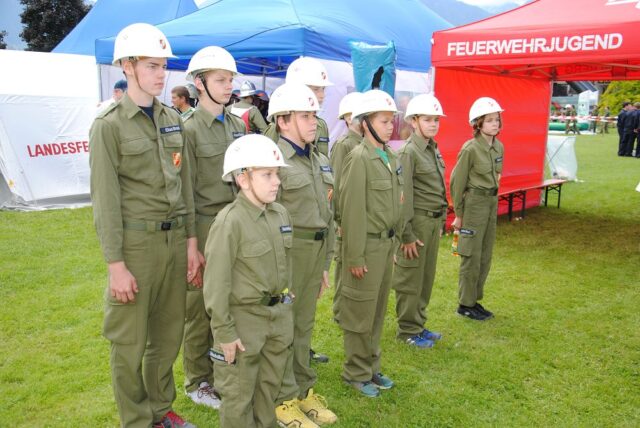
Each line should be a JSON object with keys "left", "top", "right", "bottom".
{"left": 162, "top": 132, "right": 184, "bottom": 173}
{"left": 241, "top": 239, "right": 272, "bottom": 258}
{"left": 368, "top": 179, "right": 392, "bottom": 211}
{"left": 195, "top": 142, "right": 226, "bottom": 183}
{"left": 415, "top": 162, "right": 438, "bottom": 176}
{"left": 119, "top": 137, "right": 158, "bottom": 180}
{"left": 281, "top": 172, "right": 313, "bottom": 191}
{"left": 474, "top": 161, "right": 493, "bottom": 175}
{"left": 494, "top": 156, "right": 503, "bottom": 174}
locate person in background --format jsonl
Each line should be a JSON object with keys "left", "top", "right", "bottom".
{"left": 450, "top": 97, "right": 504, "bottom": 322}
{"left": 391, "top": 94, "right": 447, "bottom": 349}
{"left": 229, "top": 81, "right": 269, "bottom": 134}
{"left": 171, "top": 85, "right": 195, "bottom": 118}
{"left": 95, "top": 79, "right": 127, "bottom": 116}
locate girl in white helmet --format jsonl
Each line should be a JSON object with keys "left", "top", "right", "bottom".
{"left": 337, "top": 89, "right": 404, "bottom": 398}
{"left": 391, "top": 94, "right": 448, "bottom": 348}
{"left": 449, "top": 97, "right": 505, "bottom": 321}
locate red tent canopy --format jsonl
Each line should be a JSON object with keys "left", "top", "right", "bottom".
{"left": 432, "top": 0, "right": 640, "bottom": 81}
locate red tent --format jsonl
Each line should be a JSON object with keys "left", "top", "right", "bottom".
{"left": 431, "top": 0, "right": 640, "bottom": 213}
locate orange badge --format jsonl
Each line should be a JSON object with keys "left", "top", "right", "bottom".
{"left": 172, "top": 152, "right": 182, "bottom": 167}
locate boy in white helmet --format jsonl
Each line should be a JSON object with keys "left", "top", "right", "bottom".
{"left": 391, "top": 94, "right": 448, "bottom": 348}
{"left": 180, "top": 45, "right": 246, "bottom": 410}
{"left": 203, "top": 134, "right": 294, "bottom": 428}
{"left": 89, "top": 23, "right": 199, "bottom": 428}
{"left": 450, "top": 97, "right": 505, "bottom": 321}
{"left": 265, "top": 57, "right": 333, "bottom": 159}
{"left": 329, "top": 91, "right": 364, "bottom": 319}
{"left": 268, "top": 82, "right": 337, "bottom": 427}
{"left": 230, "top": 80, "right": 269, "bottom": 133}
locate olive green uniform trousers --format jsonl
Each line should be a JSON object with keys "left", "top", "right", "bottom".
{"left": 392, "top": 214, "right": 445, "bottom": 339}
{"left": 457, "top": 192, "right": 498, "bottom": 307}
{"left": 104, "top": 226, "right": 187, "bottom": 427}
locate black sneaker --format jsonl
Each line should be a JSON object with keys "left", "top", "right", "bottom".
{"left": 456, "top": 304, "right": 488, "bottom": 321}
{"left": 310, "top": 349, "right": 329, "bottom": 363}
{"left": 474, "top": 303, "right": 494, "bottom": 319}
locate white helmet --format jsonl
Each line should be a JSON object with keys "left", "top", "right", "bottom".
{"left": 222, "top": 134, "right": 289, "bottom": 181}
{"left": 338, "top": 92, "right": 364, "bottom": 120}
{"left": 404, "top": 94, "right": 445, "bottom": 123}
{"left": 286, "top": 57, "right": 333, "bottom": 87}
{"left": 186, "top": 46, "right": 238, "bottom": 82}
{"left": 468, "top": 97, "right": 504, "bottom": 124}
{"left": 239, "top": 81, "right": 257, "bottom": 97}
{"left": 112, "top": 23, "right": 176, "bottom": 65}
{"left": 267, "top": 82, "right": 320, "bottom": 121}
{"left": 185, "top": 83, "right": 199, "bottom": 100}
{"left": 352, "top": 89, "right": 398, "bottom": 119}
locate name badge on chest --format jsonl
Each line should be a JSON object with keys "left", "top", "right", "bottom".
{"left": 160, "top": 125, "right": 181, "bottom": 134}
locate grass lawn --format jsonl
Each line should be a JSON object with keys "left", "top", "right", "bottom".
{"left": 1, "top": 133, "right": 639, "bottom": 427}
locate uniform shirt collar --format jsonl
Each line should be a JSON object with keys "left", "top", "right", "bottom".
{"left": 281, "top": 136, "right": 310, "bottom": 158}
{"left": 120, "top": 93, "right": 161, "bottom": 120}
{"left": 237, "top": 191, "right": 266, "bottom": 221}
{"left": 474, "top": 134, "right": 498, "bottom": 153}
{"left": 409, "top": 132, "right": 436, "bottom": 151}
{"left": 347, "top": 129, "right": 362, "bottom": 140}
{"left": 194, "top": 106, "right": 226, "bottom": 128}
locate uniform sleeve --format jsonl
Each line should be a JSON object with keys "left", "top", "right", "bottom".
{"left": 89, "top": 118, "right": 124, "bottom": 263}
{"left": 329, "top": 139, "right": 349, "bottom": 224}
{"left": 250, "top": 107, "right": 268, "bottom": 133}
{"left": 450, "top": 147, "right": 471, "bottom": 217}
{"left": 263, "top": 123, "right": 279, "bottom": 143}
{"left": 399, "top": 148, "right": 417, "bottom": 244}
{"left": 180, "top": 128, "right": 197, "bottom": 238}
{"left": 340, "top": 152, "right": 368, "bottom": 267}
{"left": 203, "top": 213, "right": 239, "bottom": 344}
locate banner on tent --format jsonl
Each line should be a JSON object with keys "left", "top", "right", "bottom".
{"left": 0, "top": 95, "right": 94, "bottom": 204}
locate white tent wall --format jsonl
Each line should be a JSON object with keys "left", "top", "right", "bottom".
{"left": 0, "top": 51, "right": 99, "bottom": 210}
{"left": 99, "top": 59, "right": 431, "bottom": 148}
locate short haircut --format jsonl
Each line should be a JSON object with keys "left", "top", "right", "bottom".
{"left": 172, "top": 86, "right": 190, "bottom": 101}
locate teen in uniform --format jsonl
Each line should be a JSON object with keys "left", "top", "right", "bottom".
{"left": 336, "top": 89, "right": 403, "bottom": 398}
{"left": 268, "top": 82, "right": 337, "bottom": 427}
{"left": 391, "top": 94, "right": 447, "bottom": 348}
{"left": 181, "top": 46, "right": 246, "bottom": 409}
{"left": 89, "top": 23, "right": 199, "bottom": 428}
{"left": 449, "top": 97, "right": 505, "bottom": 321}
{"left": 203, "top": 134, "right": 292, "bottom": 428}
{"left": 329, "top": 91, "right": 363, "bottom": 319}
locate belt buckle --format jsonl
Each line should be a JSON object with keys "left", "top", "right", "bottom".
{"left": 160, "top": 221, "right": 172, "bottom": 231}
{"left": 432, "top": 211, "right": 442, "bottom": 218}
{"left": 388, "top": 229, "right": 395, "bottom": 238}
{"left": 267, "top": 296, "right": 280, "bottom": 306}
{"left": 314, "top": 230, "right": 325, "bottom": 240}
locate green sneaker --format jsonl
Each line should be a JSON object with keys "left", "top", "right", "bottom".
{"left": 371, "top": 372, "right": 394, "bottom": 390}
{"left": 343, "top": 378, "right": 380, "bottom": 398}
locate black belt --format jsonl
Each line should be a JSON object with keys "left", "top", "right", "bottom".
{"left": 414, "top": 208, "right": 446, "bottom": 218}
{"left": 259, "top": 293, "right": 294, "bottom": 306}
{"left": 123, "top": 216, "right": 185, "bottom": 231}
{"left": 367, "top": 229, "right": 395, "bottom": 239}
{"left": 467, "top": 188, "right": 498, "bottom": 197}
{"left": 293, "top": 228, "right": 328, "bottom": 241}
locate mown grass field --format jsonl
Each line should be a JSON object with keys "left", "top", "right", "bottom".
{"left": 1, "top": 133, "right": 639, "bottom": 427}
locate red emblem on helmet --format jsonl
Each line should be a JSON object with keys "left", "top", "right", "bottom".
{"left": 321, "top": 71, "right": 327, "bottom": 80}
{"left": 309, "top": 97, "right": 315, "bottom": 107}
{"left": 386, "top": 98, "right": 392, "bottom": 106}
{"left": 159, "top": 39, "right": 167, "bottom": 50}
{"left": 273, "top": 150, "right": 280, "bottom": 161}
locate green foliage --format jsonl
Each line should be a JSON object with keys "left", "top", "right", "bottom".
{"left": 599, "top": 80, "right": 640, "bottom": 114}
{"left": 19, "top": 0, "right": 91, "bottom": 52}
{"left": 1, "top": 134, "right": 639, "bottom": 426}
{"left": 0, "top": 30, "right": 7, "bottom": 49}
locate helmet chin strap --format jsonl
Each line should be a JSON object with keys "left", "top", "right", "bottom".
{"left": 199, "top": 74, "right": 224, "bottom": 106}
{"left": 364, "top": 115, "right": 387, "bottom": 146}
{"left": 127, "top": 58, "right": 156, "bottom": 101}
{"left": 246, "top": 170, "right": 269, "bottom": 206}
